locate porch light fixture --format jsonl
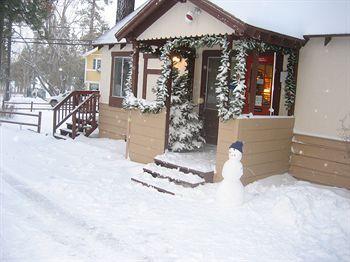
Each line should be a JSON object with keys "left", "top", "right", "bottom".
{"left": 172, "top": 54, "right": 182, "bottom": 64}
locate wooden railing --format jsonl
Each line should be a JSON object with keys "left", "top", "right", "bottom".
{"left": 53, "top": 91, "right": 99, "bottom": 137}
{"left": 0, "top": 111, "right": 42, "bottom": 133}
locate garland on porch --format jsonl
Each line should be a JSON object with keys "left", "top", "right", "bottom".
{"left": 123, "top": 34, "right": 232, "bottom": 116}
{"left": 229, "top": 39, "right": 298, "bottom": 117}
{"left": 123, "top": 35, "right": 298, "bottom": 118}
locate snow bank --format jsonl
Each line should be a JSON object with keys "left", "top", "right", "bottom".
{"left": 1, "top": 124, "right": 350, "bottom": 261}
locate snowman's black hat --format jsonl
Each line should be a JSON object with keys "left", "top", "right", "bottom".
{"left": 229, "top": 141, "right": 243, "bottom": 153}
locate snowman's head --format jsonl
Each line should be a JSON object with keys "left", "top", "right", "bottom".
{"left": 229, "top": 148, "right": 242, "bottom": 161}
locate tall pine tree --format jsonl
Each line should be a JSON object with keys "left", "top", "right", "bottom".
{"left": 168, "top": 68, "right": 204, "bottom": 152}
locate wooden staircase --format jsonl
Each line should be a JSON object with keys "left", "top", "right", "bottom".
{"left": 53, "top": 91, "right": 99, "bottom": 139}
{"left": 131, "top": 158, "right": 214, "bottom": 195}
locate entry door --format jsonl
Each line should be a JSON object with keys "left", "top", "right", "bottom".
{"left": 200, "top": 51, "right": 221, "bottom": 145}
{"left": 244, "top": 53, "right": 276, "bottom": 115}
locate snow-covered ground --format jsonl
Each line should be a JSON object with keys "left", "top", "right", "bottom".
{"left": 1, "top": 99, "right": 350, "bottom": 261}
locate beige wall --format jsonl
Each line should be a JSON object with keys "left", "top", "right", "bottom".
{"left": 216, "top": 117, "right": 295, "bottom": 184}
{"left": 294, "top": 37, "right": 350, "bottom": 140}
{"left": 137, "top": 1, "right": 234, "bottom": 41}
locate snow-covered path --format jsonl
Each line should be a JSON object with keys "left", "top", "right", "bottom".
{"left": 1, "top": 125, "right": 350, "bottom": 261}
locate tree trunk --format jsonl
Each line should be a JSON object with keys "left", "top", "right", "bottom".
{"left": 0, "top": 0, "right": 5, "bottom": 91}
{"left": 89, "top": 0, "right": 96, "bottom": 44}
{"left": 4, "top": 17, "right": 12, "bottom": 101}
{"left": 116, "top": 0, "right": 135, "bottom": 24}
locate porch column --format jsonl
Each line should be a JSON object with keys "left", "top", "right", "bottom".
{"left": 131, "top": 39, "right": 139, "bottom": 96}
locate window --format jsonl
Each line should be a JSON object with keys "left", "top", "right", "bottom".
{"left": 109, "top": 52, "right": 132, "bottom": 107}
{"left": 112, "top": 56, "right": 131, "bottom": 97}
{"left": 93, "top": 58, "right": 101, "bottom": 71}
{"left": 89, "top": 83, "right": 99, "bottom": 91}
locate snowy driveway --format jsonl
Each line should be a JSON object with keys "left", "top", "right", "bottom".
{"left": 1, "top": 126, "right": 350, "bottom": 261}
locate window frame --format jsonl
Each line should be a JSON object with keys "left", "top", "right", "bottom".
{"left": 109, "top": 51, "right": 133, "bottom": 107}
{"left": 93, "top": 58, "right": 101, "bottom": 71}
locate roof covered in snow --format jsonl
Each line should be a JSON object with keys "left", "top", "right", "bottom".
{"left": 96, "top": 0, "right": 350, "bottom": 45}
{"left": 210, "top": 0, "right": 350, "bottom": 39}
{"left": 92, "top": 0, "right": 151, "bottom": 45}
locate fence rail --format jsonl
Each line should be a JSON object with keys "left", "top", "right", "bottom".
{"left": 0, "top": 111, "right": 42, "bottom": 133}
{"left": 2, "top": 101, "right": 52, "bottom": 111}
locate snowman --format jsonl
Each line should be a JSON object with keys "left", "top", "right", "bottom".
{"left": 216, "top": 141, "right": 244, "bottom": 207}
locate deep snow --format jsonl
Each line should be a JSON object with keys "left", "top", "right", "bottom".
{"left": 1, "top": 104, "right": 350, "bottom": 261}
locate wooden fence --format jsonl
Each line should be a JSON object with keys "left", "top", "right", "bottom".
{"left": 216, "top": 117, "right": 295, "bottom": 184}
{"left": 127, "top": 109, "right": 167, "bottom": 164}
{"left": 0, "top": 111, "right": 42, "bottom": 133}
{"left": 290, "top": 134, "right": 350, "bottom": 189}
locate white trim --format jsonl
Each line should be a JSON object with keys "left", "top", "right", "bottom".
{"left": 84, "top": 57, "right": 87, "bottom": 83}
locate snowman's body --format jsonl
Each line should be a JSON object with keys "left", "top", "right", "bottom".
{"left": 217, "top": 147, "right": 244, "bottom": 207}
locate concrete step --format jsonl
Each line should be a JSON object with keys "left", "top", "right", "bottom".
{"left": 143, "top": 163, "right": 205, "bottom": 188}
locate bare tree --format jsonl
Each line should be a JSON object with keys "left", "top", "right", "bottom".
{"left": 116, "top": 0, "right": 135, "bottom": 23}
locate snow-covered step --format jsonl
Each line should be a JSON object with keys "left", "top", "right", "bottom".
{"left": 60, "top": 128, "right": 81, "bottom": 138}
{"left": 53, "top": 133, "right": 68, "bottom": 140}
{"left": 131, "top": 173, "right": 184, "bottom": 195}
{"left": 143, "top": 163, "right": 205, "bottom": 188}
{"left": 154, "top": 158, "right": 214, "bottom": 183}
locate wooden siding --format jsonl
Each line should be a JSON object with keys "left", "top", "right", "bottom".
{"left": 215, "top": 117, "right": 295, "bottom": 185}
{"left": 99, "top": 103, "right": 127, "bottom": 140}
{"left": 128, "top": 109, "right": 166, "bottom": 164}
{"left": 290, "top": 134, "right": 350, "bottom": 189}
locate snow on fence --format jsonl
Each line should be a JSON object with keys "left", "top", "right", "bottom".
{"left": 0, "top": 111, "right": 42, "bottom": 133}
{"left": 290, "top": 134, "right": 350, "bottom": 189}
{"left": 215, "top": 117, "right": 295, "bottom": 184}
{"left": 2, "top": 101, "right": 52, "bottom": 111}
{"left": 127, "top": 109, "right": 167, "bottom": 163}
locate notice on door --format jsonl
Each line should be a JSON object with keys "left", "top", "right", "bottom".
{"left": 255, "top": 95, "right": 263, "bottom": 106}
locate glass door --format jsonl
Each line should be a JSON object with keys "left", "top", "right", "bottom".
{"left": 244, "top": 54, "right": 275, "bottom": 115}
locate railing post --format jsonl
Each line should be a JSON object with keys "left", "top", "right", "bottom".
{"left": 30, "top": 101, "right": 33, "bottom": 112}
{"left": 37, "top": 111, "right": 42, "bottom": 133}
{"left": 72, "top": 112, "right": 77, "bottom": 139}
{"left": 53, "top": 109, "right": 56, "bottom": 135}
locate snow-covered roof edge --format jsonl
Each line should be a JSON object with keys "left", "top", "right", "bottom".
{"left": 82, "top": 47, "right": 99, "bottom": 57}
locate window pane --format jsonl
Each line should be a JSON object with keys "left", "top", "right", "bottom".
{"left": 112, "top": 57, "right": 123, "bottom": 97}
{"left": 97, "top": 59, "right": 101, "bottom": 70}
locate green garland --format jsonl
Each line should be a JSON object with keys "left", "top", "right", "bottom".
{"left": 123, "top": 35, "right": 298, "bottom": 118}
{"left": 123, "top": 34, "right": 231, "bottom": 115}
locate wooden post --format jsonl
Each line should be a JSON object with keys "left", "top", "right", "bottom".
{"left": 131, "top": 39, "right": 139, "bottom": 96}
{"left": 72, "top": 113, "right": 76, "bottom": 139}
{"left": 30, "top": 101, "right": 33, "bottom": 112}
{"left": 37, "top": 111, "right": 42, "bottom": 133}
{"left": 125, "top": 110, "right": 131, "bottom": 159}
{"left": 53, "top": 108, "right": 57, "bottom": 135}
{"left": 164, "top": 66, "right": 173, "bottom": 151}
